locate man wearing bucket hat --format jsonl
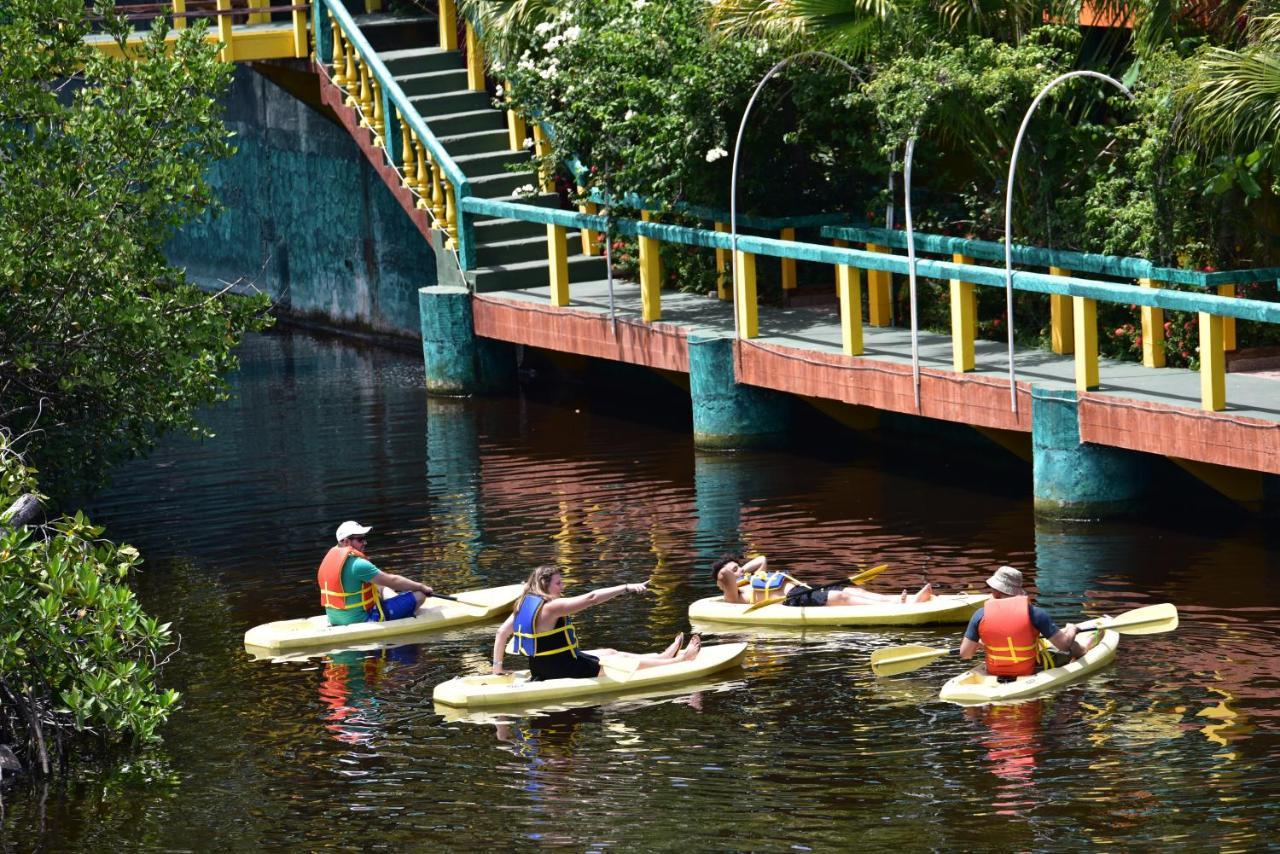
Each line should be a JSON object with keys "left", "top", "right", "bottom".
{"left": 957, "top": 566, "right": 1089, "bottom": 681}
{"left": 318, "top": 521, "right": 434, "bottom": 626}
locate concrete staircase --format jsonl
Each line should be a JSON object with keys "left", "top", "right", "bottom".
{"left": 353, "top": 12, "right": 608, "bottom": 294}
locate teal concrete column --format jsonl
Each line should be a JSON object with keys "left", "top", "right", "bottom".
{"left": 688, "top": 334, "right": 789, "bottom": 449}
{"left": 1032, "top": 387, "right": 1153, "bottom": 518}
{"left": 418, "top": 286, "right": 514, "bottom": 395}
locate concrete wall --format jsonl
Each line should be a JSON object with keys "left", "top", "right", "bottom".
{"left": 167, "top": 65, "right": 435, "bottom": 338}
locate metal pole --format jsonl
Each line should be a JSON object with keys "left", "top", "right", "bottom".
{"left": 903, "top": 135, "right": 921, "bottom": 411}
{"left": 1003, "top": 70, "right": 1133, "bottom": 414}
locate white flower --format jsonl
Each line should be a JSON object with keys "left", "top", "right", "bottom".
{"left": 633, "top": 0, "right": 648, "bottom": 8}
{"left": 494, "top": 84, "right": 505, "bottom": 98}
{"left": 563, "top": 25, "right": 581, "bottom": 40}
{"left": 534, "top": 21, "right": 555, "bottom": 35}
{"left": 624, "top": 109, "right": 636, "bottom": 121}
{"left": 514, "top": 183, "right": 537, "bottom": 198}
{"left": 705, "top": 146, "right": 728, "bottom": 163}
{"left": 523, "top": 137, "right": 535, "bottom": 149}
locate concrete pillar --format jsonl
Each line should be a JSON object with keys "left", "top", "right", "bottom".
{"left": 418, "top": 286, "right": 514, "bottom": 395}
{"left": 1032, "top": 387, "right": 1153, "bottom": 518}
{"left": 687, "top": 334, "right": 789, "bottom": 449}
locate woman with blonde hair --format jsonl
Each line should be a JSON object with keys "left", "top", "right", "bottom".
{"left": 492, "top": 565, "right": 700, "bottom": 680}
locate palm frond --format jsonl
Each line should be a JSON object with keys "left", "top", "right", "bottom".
{"left": 708, "top": 0, "right": 904, "bottom": 57}
{"left": 1182, "top": 14, "right": 1280, "bottom": 156}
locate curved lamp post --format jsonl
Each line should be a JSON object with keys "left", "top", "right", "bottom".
{"left": 729, "top": 51, "right": 863, "bottom": 340}
{"left": 1002, "top": 70, "right": 1134, "bottom": 414}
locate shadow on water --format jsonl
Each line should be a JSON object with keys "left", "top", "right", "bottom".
{"left": 7, "top": 328, "right": 1280, "bottom": 850}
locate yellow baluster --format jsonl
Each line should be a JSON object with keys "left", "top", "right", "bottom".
{"left": 837, "top": 257, "right": 863, "bottom": 356}
{"left": 294, "top": 1, "right": 308, "bottom": 58}
{"left": 344, "top": 41, "right": 358, "bottom": 107}
{"left": 1139, "top": 277, "right": 1165, "bottom": 368}
{"left": 639, "top": 210, "right": 662, "bottom": 322}
{"left": 358, "top": 60, "right": 374, "bottom": 127}
{"left": 400, "top": 116, "right": 417, "bottom": 191}
{"left": 506, "top": 81, "right": 528, "bottom": 152}
{"left": 1049, "top": 266, "right": 1074, "bottom": 354}
{"left": 428, "top": 151, "right": 446, "bottom": 225}
{"left": 216, "top": 0, "right": 233, "bottom": 62}
{"left": 1073, "top": 296, "right": 1099, "bottom": 391}
{"left": 548, "top": 224, "right": 570, "bottom": 306}
{"left": 950, "top": 253, "right": 975, "bottom": 372}
{"left": 716, "top": 223, "right": 731, "bottom": 300}
{"left": 365, "top": 0, "right": 383, "bottom": 12}
{"left": 577, "top": 194, "right": 599, "bottom": 256}
{"left": 465, "top": 22, "right": 485, "bottom": 92}
{"left": 415, "top": 142, "right": 432, "bottom": 213}
{"left": 735, "top": 250, "right": 758, "bottom": 339}
{"left": 779, "top": 227, "right": 797, "bottom": 292}
{"left": 371, "top": 79, "right": 385, "bottom": 144}
{"left": 1218, "top": 284, "right": 1237, "bottom": 351}
{"left": 331, "top": 21, "right": 347, "bottom": 87}
{"left": 866, "top": 243, "right": 892, "bottom": 326}
{"left": 445, "top": 184, "right": 460, "bottom": 249}
{"left": 533, "top": 124, "right": 554, "bottom": 194}
{"left": 248, "top": 0, "right": 269, "bottom": 25}
{"left": 438, "top": 0, "right": 458, "bottom": 51}
{"left": 1199, "top": 311, "right": 1226, "bottom": 411}
{"left": 172, "top": 0, "right": 187, "bottom": 31}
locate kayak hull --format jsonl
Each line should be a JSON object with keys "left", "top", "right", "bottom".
{"left": 243, "top": 583, "right": 522, "bottom": 653}
{"left": 432, "top": 641, "right": 748, "bottom": 709}
{"left": 938, "top": 629, "right": 1119, "bottom": 705}
{"left": 687, "top": 593, "right": 986, "bottom": 627}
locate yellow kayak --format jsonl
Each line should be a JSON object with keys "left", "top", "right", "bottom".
{"left": 938, "top": 628, "right": 1119, "bottom": 705}
{"left": 687, "top": 592, "right": 986, "bottom": 627}
{"left": 243, "top": 583, "right": 522, "bottom": 654}
{"left": 432, "top": 642, "right": 748, "bottom": 709}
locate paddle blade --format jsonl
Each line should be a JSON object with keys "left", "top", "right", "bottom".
{"left": 1081, "top": 602, "right": 1178, "bottom": 636}
{"left": 870, "top": 644, "right": 954, "bottom": 677}
{"left": 849, "top": 563, "right": 889, "bottom": 586}
{"left": 743, "top": 595, "right": 787, "bottom": 614}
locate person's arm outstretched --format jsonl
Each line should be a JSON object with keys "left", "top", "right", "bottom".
{"left": 541, "top": 581, "right": 648, "bottom": 620}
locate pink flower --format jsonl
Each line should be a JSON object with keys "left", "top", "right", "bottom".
{"left": 1114, "top": 327, "right": 1125, "bottom": 336}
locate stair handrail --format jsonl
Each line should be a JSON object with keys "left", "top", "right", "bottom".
{"left": 317, "top": 0, "right": 475, "bottom": 269}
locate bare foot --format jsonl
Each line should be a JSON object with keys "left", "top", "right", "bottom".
{"left": 913, "top": 583, "right": 934, "bottom": 603}
{"left": 678, "top": 635, "right": 702, "bottom": 662}
{"left": 661, "top": 632, "right": 684, "bottom": 658}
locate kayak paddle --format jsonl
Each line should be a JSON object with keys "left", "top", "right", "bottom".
{"left": 848, "top": 563, "right": 890, "bottom": 585}
{"left": 742, "top": 594, "right": 787, "bottom": 614}
{"left": 427, "top": 592, "right": 489, "bottom": 612}
{"left": 869, "top": 602, "right": 1179, "bottom": 677}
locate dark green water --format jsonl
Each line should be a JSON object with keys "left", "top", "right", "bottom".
{"left": 7, "top": 329, "right": 1280, "bottom": 850}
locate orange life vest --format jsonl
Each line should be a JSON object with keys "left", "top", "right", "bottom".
{"left": 979, "top": 595, "right": 1039, "bottom": 677}
{"left": 317, "top": 546, "right": 377, "bottom": 612}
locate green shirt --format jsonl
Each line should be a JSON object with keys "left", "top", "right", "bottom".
{"left": 325, "top": 555, "right": 381, "bottom": 626}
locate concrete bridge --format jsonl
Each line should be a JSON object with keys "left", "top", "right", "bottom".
{"left": 91, "top": 1, "right": 1280, "bottom": 517}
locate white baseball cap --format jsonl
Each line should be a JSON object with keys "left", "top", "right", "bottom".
{"left": 335, "top": 521, "right": 371, "bottom": 543}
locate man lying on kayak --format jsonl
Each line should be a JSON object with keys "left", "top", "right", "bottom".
{"left": 711, "top": 555, "right": 933, "bottom": 607}
{"left": 492, "top": 565, "right": 700, "bottom": 681}
{"left": 958, "top": 565, "right": 1091, "bottom": 680}
{"left": 318, "top": 521, "right": 435, "bottom": 626}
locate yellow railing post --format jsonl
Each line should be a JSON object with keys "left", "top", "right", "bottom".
{"left": 358, "top": 60, "right": 374, "bottom": 127}
{"left": 1073, "top": 296, "right": 1099, "bottom": 391}
{"left": 331, "top": 20, "right": 346, "bottom": 87}
{"left": 365, "top": 0, "right": 383, "bottom": 12}
{"left": 779, "top": 227, "right": 797, "bottom": 293}
{"left": 950, "top": 253, "right": 975, "bottom": 372}
{"left": 292, "top": 2, "right": 308, "bottom": 58}
{"left": 465, "top": 22, "right": 486, "bottom": 92}
{"left": 639, "top": 211, "right": 662, "bottom": 322}
{"left": 438, "top": 0, "right": 458, "bottom": 51}
{"left": 715, "top": 223, "right": 731, "bottom": 300}
{"left": 533, "top": 124, "right": 554, "bottom": 193}
{"left": 445, "top": 184, "right": 459, "bottom": 249}
{"left": 577, "top": 193, "right": 599, "bottom": 256}
{"left": 248, "top": 0, "right": 270, "bottom": 25}
{"left": 414, "top": 142, "right": 432, "bottom": 214}
{"left": 831, "top": 238, "right": 846, "bottom": 294}
{"left": 1218, "top": 284, "right": 1237, "bottom": 350}
{"left": 428, "top": 149, "right": 446, "bottom": 225}
{"left": 1199, "top": 311, "right": 1226, "bottom": 411}
{"left": 504, "top": 81, "right": 527, "bottom": 151}
{"left": 865, "top": 243, "right": 892, "bottom": 326}
{"left": 172, "top": 0, "right": 187, "bottom": 30}
{"left": 216, "top": 0, "right": 234, "bottom": 62}
{"left": 837, "top": 258, "right": 863, "bottom": 356}
{"left": 344, "top": 40, "right": 358, "bottom": 106}
{"left": 1049, "top": 266, "right": 1074, "bottom": 354}
{"left": 548, "top": 224, "right": 570, "bottom": 306}
{"left": 1138, "top": 277, "right": 1165, "bottom": 368}
{"left": 735, "top": 251, "right": 759, "bottom": 339}
{"left": 399, "top": 114, "right": 416, "bottom": 190}
{"left": 370, "top": 80, "right": 385, "bottom": 144}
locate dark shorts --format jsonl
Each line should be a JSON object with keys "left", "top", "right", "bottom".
{"left": 366, "top": 591, "right": 418, "bottom": 622}
{"left": 530, "top": 652, "right": 601, "bottom": 681}
{"left": 784, "top": 586, "right": 839, "bottom": 608}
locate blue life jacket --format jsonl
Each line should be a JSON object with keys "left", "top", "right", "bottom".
{"left": 750, "top": 570, "right": 787, "bottom": 591}
{"left": 508, "top": 594, "right": 579, "bottom": 658}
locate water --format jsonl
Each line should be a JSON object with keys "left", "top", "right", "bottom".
{"left": 7, "top": 329, "right": 1280, "bottom": 850}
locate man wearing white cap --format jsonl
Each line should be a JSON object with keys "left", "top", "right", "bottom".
{"left": 318, "top": 521, "right": 434, "bottom": 626}
{"left": 957, "top": 566, "right": 1088, "bottom": 681}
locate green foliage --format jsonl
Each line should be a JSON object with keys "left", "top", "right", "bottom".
{"left": 0, "top": 0, "right": 272, "bottom": 500}
{"left": 0, "top": 437, "right": 180, "bottom": 774}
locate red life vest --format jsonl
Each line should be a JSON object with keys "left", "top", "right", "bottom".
{"left": 979, "top": 595, "right": 1039, "bottom": 677}
{"left": 317, "top": 546, "right": 377, "bottom": 612}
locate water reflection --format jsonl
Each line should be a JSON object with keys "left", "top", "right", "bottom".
{"left": 318, "top": 646, "right": 419, "bottom": 747}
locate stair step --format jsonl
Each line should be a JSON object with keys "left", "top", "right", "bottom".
{"left": 410, "top": 90, "right": 492, "bottom": 118}
{"left": 473, "top": 215, "right": 550, "bottom": 244}
{"left": 395, "top": 68, "right": 469, "bottom": 98}
{"left": 379, "top": 46, "right": 460, "bottom": 76}
{"left": 472, "top": 254, "right": 610, "bottom": 293}
{"left": 438, "top": 128, "right": 514, "bottom": 157}
{"left": 476, "top": 233, "right": 588, "bottom": 267}
{"left": 425, "top": 107, "right": 507, "bottom": 137}
{"left": 468, "top": 171, "right": 541, "bottom": 198}
{"left": 454, "top": 149, "right": 533, "bottom": 179}
{"left": 352, "top": 13, "right": 438, "bottom": 53}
